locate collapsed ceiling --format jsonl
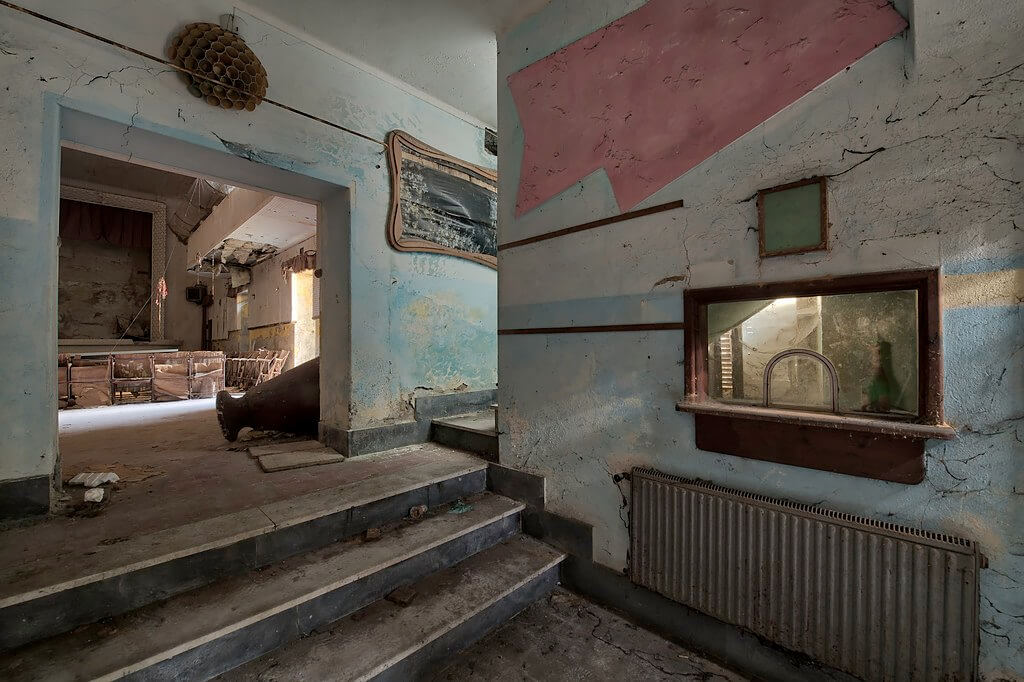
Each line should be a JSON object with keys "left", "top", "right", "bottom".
{"left": 60, "top": 146, "right": 316, "bottom": 275}
{"left": 189, "top": 192, "right": 318, "bottom": 273}
{"left": 204, "top": 238, "right": 279, "bottom": 270}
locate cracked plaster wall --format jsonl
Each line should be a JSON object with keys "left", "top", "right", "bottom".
{"left": 207, "top": 235, "right": 317, "bottom": 370}
{"left": 56, "top": 187, "right": 205, "bottom": 350}
{"left": 498, "top": 0, "right": 1023, "bottom": 677}
{"left": 0, "top": 1, "right": 496, "bottom": 485}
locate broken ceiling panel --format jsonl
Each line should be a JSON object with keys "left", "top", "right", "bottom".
{"left": 189, "top": 191, "right": 316, "bottom": 272}
{"left": 192, "top": 240, "right": 279, "bottom": 276}
{"left": 166, "top": 181, "right": 231, "bottom": 242}
{"left": 233, "top": 196, "right": 317, "bottom": 248}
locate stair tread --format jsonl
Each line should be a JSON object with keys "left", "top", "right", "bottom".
{"left": 219, "top": 535, "right": 565, "bottom": 681}
{"left": 1, "top": 494, "right": 523, "bottom": 682}
{"left": 0, "top": 448, "right": 486, "bottom": 608}
{"left": 432, "top": 412, "right": 496, "bottom": 436}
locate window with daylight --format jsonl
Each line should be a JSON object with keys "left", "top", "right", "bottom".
{"left": 678, "top": 270, "right": 954, "bottom": 484}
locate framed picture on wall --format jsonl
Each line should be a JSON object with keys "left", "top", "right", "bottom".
{"left": 385, "top": 130, "right": 498, "bottom": 269}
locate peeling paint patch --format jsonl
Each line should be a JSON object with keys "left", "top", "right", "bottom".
{"left": 398, "top": 289, "right": 495, "bottom": 389}
{"left": 651, "top": 274, "right": 687, "bottom": 288}
{"left": 212, "top": 134, "right": 315, "bottom": 168}
{"left": 944, "top": 269, "right": 1024, "bottom": 308}
{"left": 508, "top": 0, "right": 907, "bottom": 214}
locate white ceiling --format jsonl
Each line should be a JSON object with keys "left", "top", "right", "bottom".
{"left": 234, "top": 196, "right": 317, "bottom": 251}
{"left": 196, "top": 193, "right": 318, "bottom": 269}
{"left": 241, "top": 0, "right": 552, "bottom": 128}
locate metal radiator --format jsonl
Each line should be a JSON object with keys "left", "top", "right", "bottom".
{"left": 629, "top": 467, "right": 980, "bottom": 681}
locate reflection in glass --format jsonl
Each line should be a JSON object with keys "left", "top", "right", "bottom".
{"left": 707, "top": 291, "right": 918, "bottom": 418}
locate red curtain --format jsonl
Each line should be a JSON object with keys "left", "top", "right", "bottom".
{"left": 59, "top": 199, "right": 152, "bottom": 249}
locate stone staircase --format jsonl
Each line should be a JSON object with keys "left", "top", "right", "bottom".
{"left": 0, "top": 446, "right": 564, "bottom": 681}
{"left": 430, "top": 404, "right": 498, "bottom": 461}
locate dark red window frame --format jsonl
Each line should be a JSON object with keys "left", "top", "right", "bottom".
{"left": 677, "top": 269, "right": 954, "bottom": 484}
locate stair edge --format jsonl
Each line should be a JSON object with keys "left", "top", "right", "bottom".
{"left": 357, "top": 538, "right": 565, "bottom": 681}
{"left": 94, "top": 498, "right": 526, "bottom": 680}
{"left": 0, "top": 459, "right": 488, "bottom": 610}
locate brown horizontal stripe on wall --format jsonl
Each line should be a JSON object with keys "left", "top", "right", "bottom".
{"left": 497, "top": 199, "right": 685, "bottom": 251}
{"left": 499, "top": 322, "right": 685, "bottom": 335}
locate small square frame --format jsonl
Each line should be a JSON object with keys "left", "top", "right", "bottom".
{"left": 757, "top": 176, "right": 829, "bottom": 258}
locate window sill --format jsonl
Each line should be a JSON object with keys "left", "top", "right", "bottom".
{"left": 676, "top": 399, "right": 956, "bottom": 484}
{"left": 676, "top": 400, "right": 956, "bottom": 440}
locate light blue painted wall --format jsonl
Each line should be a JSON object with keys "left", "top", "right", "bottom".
{"left": 0, "top": 1, "right": 496, "bottom": 485}
{"left": 497, "top": 1, "right": 1023, "bottom": 677}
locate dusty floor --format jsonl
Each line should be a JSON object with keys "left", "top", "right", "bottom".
{"left": 429, "top": 589, "right": 747, "bottom": 681}
{"left": 0, "top": 400, "right": 459, "bottom": 585}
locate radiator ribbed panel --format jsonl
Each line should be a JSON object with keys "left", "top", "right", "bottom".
{"left": 629, "top": 468, "right": 979, "bottom": 681}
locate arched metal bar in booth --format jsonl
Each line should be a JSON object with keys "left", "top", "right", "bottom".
{"left": 763, "top": 348, "right": 840, "bottom": 413}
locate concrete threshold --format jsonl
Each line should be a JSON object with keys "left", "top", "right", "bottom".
{"left": 432, "top": 411, "right": 496, "bottom": 436}
{"left": 431, "top": 411, "right": 498, "bottom": 462}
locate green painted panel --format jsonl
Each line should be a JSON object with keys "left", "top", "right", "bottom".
{"left": 761, "top": 182, "right": 824, "bottom": 255}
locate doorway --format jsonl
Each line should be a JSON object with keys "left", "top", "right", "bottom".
{"left": 291, "top": 269, "right": 320, "bottom": 367}
{"left": 46, "top": 106, "right": 352, "bottom": 524}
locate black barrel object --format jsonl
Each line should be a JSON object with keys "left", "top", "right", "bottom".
{"left": 216, "top": 357, "right": 320, "bottom": 441}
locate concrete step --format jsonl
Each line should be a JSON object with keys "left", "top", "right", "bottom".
{"left": 220, "top": 535, "right": 565, "bottom": 682}
{"left": 431, "top": 412, "right": 497, "bottom": 461}
{"left": 0, "top": 448, "right": 488, "bottom": 651}
{"left": 1, "top": 493, "right": 524, "bottom": 682}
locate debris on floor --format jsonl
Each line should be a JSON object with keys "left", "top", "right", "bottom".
{"left": 240, "top": 429, "right": 275, "bottom": 441}
{"left": 65, "top": 495, "right": 109, "bottom": 518}
{"left": 98, "top": 536, "right": 129, "bottom": 545}
{"left": 103, "top": 462, "right": 164, "bottom": 483}
{"left": 448, "top": 499, "right": 473, "bottom": 515}
{"left": 224, "top": 431, "right": 303, "bottom": 452}
{"left": 428, "top": 589, "right": 748, "bottom": 681}
{"left": 409, "top": 504, "right": 428, "bottom": 520}
{"left": 385, "top": 585, "right": 417, "bottom": 607}
{"left": 248, "top": 440, "right": 327, "bottom": 458}
{"left": 229, "top": 429, "right": 292, "bottom": 447}
{"left": 68, "top": 472, "right": 120, "bottom": 487}
{"left": 364, "top": 527, "right": 382, "bottom": 541}
{"left": 83, "top": 488, "right": 105, "bottom": 503}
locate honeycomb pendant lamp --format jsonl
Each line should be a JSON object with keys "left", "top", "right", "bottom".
{"left": 168, "top": 22, "right": 268, "bottom": 111}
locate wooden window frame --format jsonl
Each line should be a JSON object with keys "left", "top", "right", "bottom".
{"left": 757, "top": 176, "right": 829, "bottom": 258}
{"left": 385, "top": 130, "right": 497, "bottom": 269}
{"left": 677, "top": 269, "right": 954, "bottom": 484}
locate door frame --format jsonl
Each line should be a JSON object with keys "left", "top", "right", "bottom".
{"left": 44, "top": 103, "right": 353, "bottom": 501}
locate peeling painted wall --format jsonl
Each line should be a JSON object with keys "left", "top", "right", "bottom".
{"left": 56, "top": 181, "right": 205, "bottom": 349}
{"left": 498, "top": 0, "right": 1023, "bottom": 677}
{"left": 207, "top": 235, "right": 315, "bottom": 369}
{"left": 0, "top": 1, "right": 496, "bottom": 486}
{"left": 291, "top": 269, "right": 319, "bottom": 367}
{"left": 247, "top": 321, "right": 295, "bottom": 363}
{"left": 249, "top": 236, "right": 314, "bottom": 330}
{"left": 57, "top": 236, "right": 151, "bottom": 339}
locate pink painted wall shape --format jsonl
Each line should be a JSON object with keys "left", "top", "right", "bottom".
{"left": 507, "top": 0, "right": 907, "bottom": 217}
